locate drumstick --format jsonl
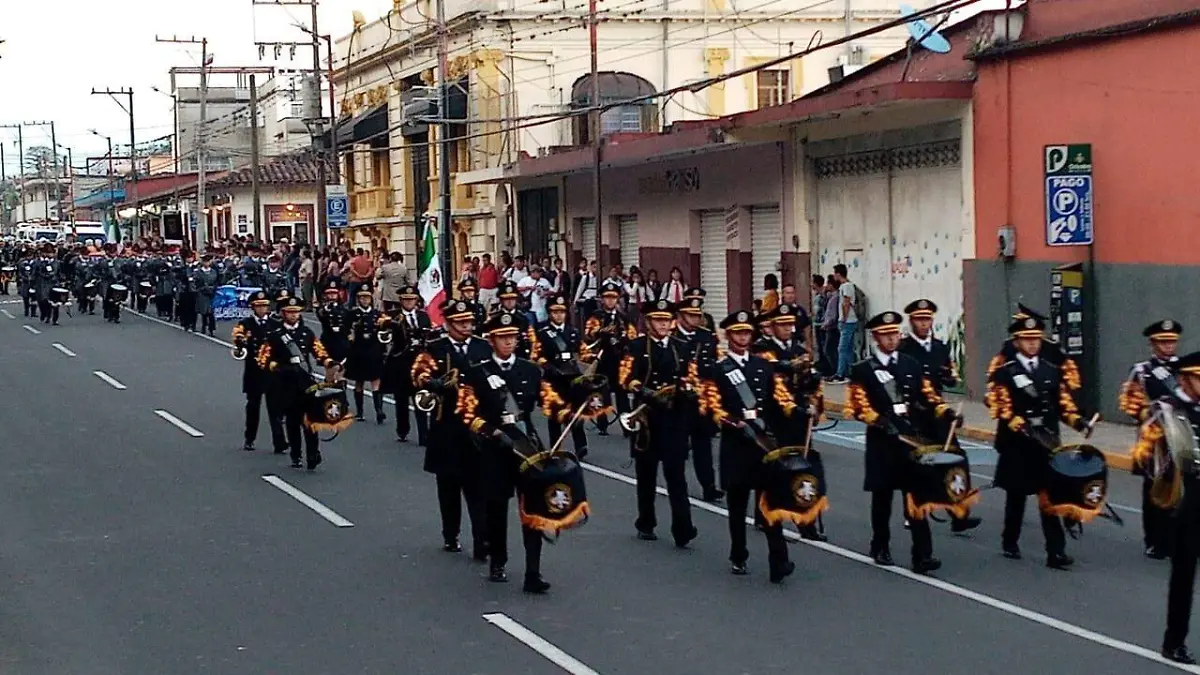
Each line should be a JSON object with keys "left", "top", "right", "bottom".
{"left": 801, "top": 415, "right": 815, "bottom": 459}
{"left": 942, "top": 402, "right": 965, "bottom": 454}
{"left": 1083, "top": 412, "right": 1100, "bottom": 440}
{"left": 548, "top": 400, "right": 592, "bottom": 455}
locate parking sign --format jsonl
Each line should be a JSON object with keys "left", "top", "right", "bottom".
{"left": 326, "top": 184, "right": 348, "bottom": 229}
{"left": 1044, "top": 144, "right": 1093, "bottom": 246}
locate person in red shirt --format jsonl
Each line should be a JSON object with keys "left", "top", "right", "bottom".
{"left": 477, "top": 252, "right": 500, "bottom": 310}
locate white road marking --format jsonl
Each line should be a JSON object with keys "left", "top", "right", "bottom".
{"left": 93, "top": 371, "right": 127, "bottom": 390}
{"left": 483, "top": 613, "right": 600, "bottom": 675}
{"left": 0, "top": 309, "right": 13, "bottom": 319}
{"left": 153, "top": 410, "right": 205, "bottom": 437}
{"left": 580, "top": 462, "right": 1197, "bottom": 674}
{"left": 261, "top": 474, "right": 355, "bottom": 528}
{"left": 51, "top": 342, "right": 77, "bottom": 357}
{"left": 22, "top": 324, "right": 41, "bottom": 335}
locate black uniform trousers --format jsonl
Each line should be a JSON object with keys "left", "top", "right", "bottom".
{"left": 595, "top": 366, "right": 630, "bottom": 433}
{"left": 245, "top": 388, "right": 287, "bottom": 451}
{"left": 726, "top": 486, "right": 788, "bottom": 569}
{"left": 547, "top": 417, "right": 588, "bottom": 456}
{"left": 278, "top": 386, "right": 319, "bottom": 465}
{"left": 200, "top": 309, "right": 216, "bottom": 335}
{"left": 1166, "top": 478, "right": 1200, "bottom": 651}
{"left": 23, "top": 292, "right": 33, "bottom": 316}
{"left": 485, "top": 498, "right": 543, "bottom": 579}
{"left": 436, "top": 473, "right": 487, "bottom": 551}
{"left": 1144, "top": 476, "right": 1173, "bottom": 552}
{"left": 37, "top": 300, "right": 59, "bottom": 324}
{"left": 1002, "top": 491, "right": 1066, "bottom": 556}
{"left": 634, "top": 448, "right": 694, "bottom": 540}
{"left": 395, "top": 395, "right": 429, "bottom": 444}
{"left": 871, "top": 489, "right": 933, "bottom": 561}
{"left": 135, "top": 292, "right": 149, "bottom": 313}
{"left": 690, "top": 424, "right": 717, "bottom": 493}
{"left": 177, "top": 292, "right": 198, "bottom": 330}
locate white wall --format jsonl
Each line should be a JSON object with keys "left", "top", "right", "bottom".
{"left": 228, "top": 185, "right": 320, "bottom": 241}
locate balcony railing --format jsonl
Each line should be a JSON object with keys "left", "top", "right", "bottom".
{"left": 350, "top": 186, "right": 395, "bottom": 220}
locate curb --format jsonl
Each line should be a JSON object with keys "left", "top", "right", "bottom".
{"left": 823, "top": 401, "right": 1135, "bottom": 473}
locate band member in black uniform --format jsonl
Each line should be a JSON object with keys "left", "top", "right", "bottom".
{"left": 195, "top": 255, "right": 220, "bottom": 337}
{"left": 674, "top": 296, "right": 723, "bottom": 502}
{"left": 898, "top": 298, "right": 982, "bottom": 534}
{"left": 699, "top": 310, "right": 798, "bottom": 581}
{"left": 619, "top": 299, "right": 698, "bottom": 547}
{"left": 18, "top": 249, "right": 37, "bottom": 317}
{"left": 34, "top": 243, "right": 61, "bottom": 325}
{"left": 986, "top": 314, "right": 1096, "bottom": 569}
{"left": 846, "top": 311, "right": 961, "bottom": 574}
{"left": 152, "top": 253, "right": 176, "bottom": 319}
{"left": 492, "top": 281, "right": 535, "bottom": 358}
{"left": 98, "top": 251, "right": 123, "bottom": 323}
{"left": 457, "top": 312, "right": 552, "bottom": 592}
{"left": 232, "top": 291, "right": 287, "bottom": 453}
{"left": 384, "top": 285, "right": 432, "bottom": 444}
{"left": 256, "top": 297, "right": 336, "bottom": 470}
{"left": 586, "top": 281, "right": 639, "bottom": 435}
{"left": 1119, "top": 319, "right": 1183, "bottom": 559}
{"left": 1130, "top": 351, "right": 1200, "bottom": 664}
{"left": 411, "top": 299, "right": 493, "bottom": 556}
{"left": 683, "top": 287, "right": 717, "bottom": 332}
{"left": 988, "top": 303, "right": 1083, "bottom": 409}
{"left": 534, "top": 294, "right": 590, "bottom": 458}
{"left": 262, "top": 254, "right": 290, "bottom": 302}
{"left": 345, "top": 283, "right": 391, "bottom": 424}
{"left": 457, "top": 279, "right": 487, "bottom": 329}
{"left": 316, "top": 280, "right": 351, "bottom": 365}
{"left": 177, "top": 256, "right": 199, "bottom": 332}
{"left": 753, "top": 302, "right": 828, "bottom": 541}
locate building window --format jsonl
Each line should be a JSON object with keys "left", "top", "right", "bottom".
{"left": 289, "top": 101, "right": 305, "bottom": 119}
{"left": 756, "top": 70, "right": 790, "bottom": 108}
{"left": 600, "top": 106, "right": 645, "bottom": 134}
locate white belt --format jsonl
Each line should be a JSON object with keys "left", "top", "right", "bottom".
{"left": 560, "top": 352, "right": 574, "bottom": 361}
{"left": 742, "top": 409, "right": 759, "bottom": 420}
{"left": 1027, "top": 416, "right": 1044, "bottom": 427}
{"left": 288, "top": 356, "right": 302, "bottom": 364}
{"left": 501, "top": 413, "right": 516, "bottom": 425}
{"left": 332, "top": 327, "right": 341, "bottom": 333}
{"left": 892, "top": 403, "right": 908, "bottom": 415}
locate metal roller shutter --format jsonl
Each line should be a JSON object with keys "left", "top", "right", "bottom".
{"left": 750, "top": 205, "right": 782, "bottom": 295}
{"left": 579, "top": 218, "right": 597, "bottom": 263}
{"left": 617, "top": 215, "right": 639, "bottom": 270}
{"left": 699, "top": 210, "right": 728, "bottom": 318}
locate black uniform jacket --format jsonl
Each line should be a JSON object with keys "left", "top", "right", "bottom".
{"left": 411, "top": 335, "right": 493, "bottom": 476}
{"left": 846, "top": 352, "right": 951, "bottom": 492}
{"left": 753, "top": 336, "right": 824, "bottom": 447}
{"left": 255, "top": 324, "right": 333, "bottom": 407}
{"left": 700, "top": 353, "right": 796, "bottom": 491}
{"left": 618, "top": 334, "right": 696, "bottom": 459}
{"left": 457, "top": 357, "right": 544, "bottom": 500}
{"left": 986, "top": 356, "right": 1084, "bottom": 495}
{"left": 492, "top": 307, "right": 536, "bottom": 358}
{"left": 234, "top": 315, "right": 279, "bottom": 395}
{"left": 585, "top": 309, "right": 638, "bottom": 372}
{"left": 317, "top": 302, "right": 352, "bottom": 363}
{"left": 382, "top": 308, "right": 433, "bottom": 395}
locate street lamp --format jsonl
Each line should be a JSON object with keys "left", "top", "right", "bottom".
{"left": 89, "top": 130, "right": 116, "bottom": 236}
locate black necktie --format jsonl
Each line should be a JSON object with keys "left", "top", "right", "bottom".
{"left": 501, "top": 363, "right": 511, "bottom": 371}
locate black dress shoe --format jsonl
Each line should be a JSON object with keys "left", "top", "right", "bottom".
{"left": 597, "top": 428, "right": 609, "bottom": 436}
{"left": 871, "top": 549, "right": 895, "bottom": 567}
{"left": 730, "top": 563, "right": 748, "bottom": 576}
{"left": 799, "top": 526, "right": 827, "bottom": 542}
{"left": 290, "top": 459, "right": 303, "bottom": 469}
{"left": 636, "top": 529, "right": 658, "bottom": 541}
{"left": 951, "top": 516, "right": 982, "bottom": 533}
{"left": 397, "top": 435, "right": 409, "bottom": 443}
{"left": 473, "top": 549, "right": 489, "bottom": 563}
{"left": 1163, "top": 645, "right": 1198, "bottom": 665}
{"left": 576, "top": 447, "right": 589, "bottom": 460}
{"left": 443, "top": 539, "right": 463, "bottom": 553}
{"left": 1002, "top": 546, "right": 1022, "bottom": 560}
{"left": 1047, "top": 553, "right": 1074, "bottom": 570}
{"left": 489, "top": 566, "right": 508, "bottom": 583}
{"left": 912, "top": 557, "right": 942, "bottom": 575}
{"left": 376, "top": 413, "right": 387, "bottom": 425}
{"left": 273, "top": 448, "right": 286, "bottom": 455}
{"left": 242, "top": 442, "right": 255, "bottom": 452}
{"left": 903, "top": 519, "right": 911, "bottom": 530}
{"left": 1146, "top": 546, "right": 1169, "bottom": 560}
{"left": 523, "top": 576, "right": 551, "bottom": 594}
{"left": 674, "top": 526, "right": 698, "bottom": 548}
{"left": 769, "top": 561, "right": 796, "bottom": 583}
{"left": 355, "top": 414, "right": 366, "bottom": 421}
{"left": 307, "top": 457, "right": 322, "bottom": 471}
{"left": 702, "top": 488, "right": 725, "bottom": 503}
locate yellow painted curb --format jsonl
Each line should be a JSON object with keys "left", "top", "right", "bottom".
{"left": 823, "top": 401, "right": 1135, "bottom": 473}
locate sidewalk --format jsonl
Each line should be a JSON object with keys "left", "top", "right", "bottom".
{"left": 821, "top": 381, "right": 1138, "bottom": 472}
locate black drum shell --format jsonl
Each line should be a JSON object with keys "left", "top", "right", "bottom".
{"left": 1045, "top": 450, "right": 1107, "bottom": 509}
{"left": 907, "top": 451, "right": 972, "bottom": 509}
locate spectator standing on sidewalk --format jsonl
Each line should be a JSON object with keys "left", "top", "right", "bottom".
{"left": 760, "top": 273, "right": 780, "bottom": 314}
{"left": 832, "top": 263, "right": 859, "bottom": 383}
{"left": 821, "top": 277, "right": 841, "bottom": 377}
{"left": 299, "top": 249, "right": 315, "bottom": 308}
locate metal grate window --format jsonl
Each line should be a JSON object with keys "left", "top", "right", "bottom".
{"left": 814, "top": 140, "right": 961, "bottom": 178}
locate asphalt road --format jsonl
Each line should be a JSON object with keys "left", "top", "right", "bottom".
{"left": 0, "top": 302, "right": 1194, "bottom": 675}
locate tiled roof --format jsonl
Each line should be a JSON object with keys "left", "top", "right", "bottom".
{"left": 210, "top": 153, "right": 321, "bottom": 187}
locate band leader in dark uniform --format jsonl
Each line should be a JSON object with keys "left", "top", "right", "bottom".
{"left": 699, "top": 310, "right": 799, "bottom": 582}
{"left": 846, "top": 311, "right": 961, "bottom": 574}
{"left": 316, "top": 279, "right": 351, "bottom": 365}
{"left": 457, "top": 312, "right": 555, "bottom": 593}
{"left": 1119, "top": 319, "right": 1183, "bottom": 559}
{"left": 985, "top": 314, "right": 1096, "bottom": 569}
{"left": 586, "top": 281, "right": 639, "bottom": 435}
{"left": 619, "top": 299, "right": 698, "bottom": 547}
{"left": 411, "top": 299, "right": 493, "bottom": 557}
{"left": 674, "top": 295, "right": 723, "bottom": 503}
{"left": 232, "top": 291, "right": 287, "bottom": 453}
{"left": 345, "top": 282, "right": 392, "bottom": 424}
{"left": 533, "top": 294, "right": 593, "bottom": 459}
{"left": 492, "top": 281, "right": 537, "bottom": 359}
{"left": 383, "top": 285, "right": 432, "bottom": 444}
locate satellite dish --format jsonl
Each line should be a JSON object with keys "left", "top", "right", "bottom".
{"left": 899, "top": 4, "right": 952, "bottom": 54}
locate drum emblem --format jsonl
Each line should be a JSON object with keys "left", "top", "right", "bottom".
{"left": 545, "top": 483, "right": 573, "bottom": 514}
{"left": 1082, "top": 480, "right": 1106, "bottom": 506}
{"left": 944, "top": 467, "right": 969, "bottom": 502}
{"left": 323, "top": 399, "right": 343, "bottom": 421}
{"left": 791, "top": 474, "right": 819, "bottom": 507}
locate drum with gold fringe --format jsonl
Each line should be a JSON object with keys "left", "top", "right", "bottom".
{"left": 518, "top": 453, "right": 590, "bottom": 538}
{"left": 1039, "top": 443, "right": 1108, "bottom": 522}
{"left": 303, "top": 384, "right": 355, "bottom": 435}
{"left": 905, "top": 445, "right": 980, "bottom": 520}
{"left": 759, "top": 448, "right": 828, "bottom": 527}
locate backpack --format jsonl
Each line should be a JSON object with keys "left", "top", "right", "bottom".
{"left": 853, "top": 284, "right": 868, "bottom": 323}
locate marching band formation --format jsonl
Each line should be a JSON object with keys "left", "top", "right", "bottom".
{"left": 9, "top": 237, "right": 1200, "bottom": 664}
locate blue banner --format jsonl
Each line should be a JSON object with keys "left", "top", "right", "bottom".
{"left": 213, "top": 285, "right": 263, "bottom": 321}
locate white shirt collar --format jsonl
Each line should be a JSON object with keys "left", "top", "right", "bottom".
{"left": 914, "top": 335, "right": 932, "bottom": 350}
{"left": 493, "top": 355, "right": 516, "bottom": 368}
{"left": 874, "top": 347, "right": 896, "bottom": 366}
{"left": 549, "top": 322, "right": 565, "bottom": 331}
{"left": 1016, "top": 353, "right": 1039, "bottom": 371}
{"left": 283, "top": 321, "right": 299, "bottom": 331}
{"left": 677, "top": 326, "right": 694, "bottom": 338}
{"left": 729, "top": 349, "right": 749, "bottom": 366}
{"left": 655, "top": 335, "right": 671, "bottom": 348}
{"left": 772, "top": 336, "right": 790, "bottom": 350}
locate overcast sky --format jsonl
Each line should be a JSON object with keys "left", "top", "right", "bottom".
{"left": 0, "top": 0, "right": 393, "bottom": 175}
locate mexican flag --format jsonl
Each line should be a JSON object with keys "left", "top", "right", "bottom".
{"left": 417, "top": 215, "right": 446, "bottom": 325}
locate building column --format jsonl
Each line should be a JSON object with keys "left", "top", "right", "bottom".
{"left": 703, "top": 48, "right": 730, "bottom": 118}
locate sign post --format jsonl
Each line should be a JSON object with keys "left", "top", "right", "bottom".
{"left": 1044, "top": 144, "right": 1093, "bottom": 247}
{"left": 326, "top": 184, "right": 348, "bottom": 231}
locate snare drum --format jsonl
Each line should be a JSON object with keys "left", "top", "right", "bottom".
{"left": 49, "top": 287, "right": 70, "bottom": 306}
{"left": 1039, "top": 444, "right": 1108, "bottom": 522}
{"left": 518, "top": 453, "right": 590, "bottom": 537}
{"left": 304, "top": 385, "right": 354, "bottom": 435}
{"left": 759, "top": 450, "right": 828, "bottom": 527}
{"left": 906, "top": 447, "right": 980, "bottom": 520}
{"left": 138, "top": 280, "right": 154, "bottom": 297}
{"left": 107, "top": 283, "right": 129, "bottom": 303}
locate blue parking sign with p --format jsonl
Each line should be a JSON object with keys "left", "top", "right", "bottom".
{"left": 1044, "top": 144, "right": 1094, "bottom": 246}
{"left": 327, "top": 194, "right": 348, "bottom": 228}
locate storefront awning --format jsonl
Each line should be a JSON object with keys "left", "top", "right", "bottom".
{"left": 336, "top": 104, "right": 388, "bottom": 149}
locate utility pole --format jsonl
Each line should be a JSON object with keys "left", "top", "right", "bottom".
{"left": 249, "top": 74, "right": 262, "bottom": 240}
{"left": 23, "top": 121, "right": 54, "bottom": 222}
{"left": 589, "top": 0, "right": 603, "bottom": 267}
{"left": 90, "top": 88, "right": 137, "bottom": 238}
{"left": 156, "top": 35, "right": 209, "bottom": 250}
{"left": 436, "top": 0, "right": 454, "bottom": 289}
{"left": 91, "top": 131, "right": 115, "bottom": 235}
{"left": 0, "top": 123, "right": 21, "bottom": 221}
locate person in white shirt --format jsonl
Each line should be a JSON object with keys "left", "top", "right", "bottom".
{"left": 573, "top": 260, "right": 598, "bottom": 324}
{"left": 504, "top": 256, "right": 530, "bottom": 285}
{"left": 659, "top": 266, "right": 686, "bottom": 303}
{"left": 526, "top": 267, "right": 553, "bottom": 324}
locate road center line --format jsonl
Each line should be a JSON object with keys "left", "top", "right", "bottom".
{"left": 52, "top": 342, "right": 77, "bottom": 357}
{"left": 261, "top": 474, "right": 355, "bottom": 528}
{"left": 483, "top": 613, "right": 600, "bottom": 675}
{"left": 93, "top": 371, "right": 128, "bottom": 390}
{"left": 1, "top": 309, "right": 13, "bottom": 319}
{"left": 153, "top": 410, "right": 205, "bottom": 437}
{"left": 580, "top": 462, "right": 1197, "bottom": 674}
{"left": 22, "top": 324, "right": 41, "bottom": 335}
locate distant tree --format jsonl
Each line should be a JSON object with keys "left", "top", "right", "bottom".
{"left": 23, "top": 145, "right": 55, "bottom": 176}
